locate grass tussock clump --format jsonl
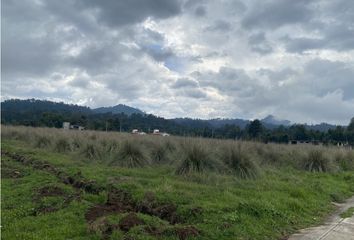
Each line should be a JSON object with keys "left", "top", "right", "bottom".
{"left": 100, "top": 139, "right": 119, "bottom": 153}
{"left": 54, "top": 138, "right": 71, "bottom": 152}
{"left": 81, "top": 143, "right": 102, "bottom": 160}
{"left": 34, "top": 135, "right": 52, "bottom": 148}
{"left": 221, "top": 143, "right": 261, "bottom": 179}
{"left": 303, "top": 149, "right": 334, "bottom": 172}
{"left": 335, "top": 150, "right": 354, "bottom": 171}
{"left": 150, "top": 142, "right": 169, "bottom": 164}
{"left": 111, "top": 140, "right": 150, "bottom": 168}
{"left": 176, "top": 141, "right": 217, "bottom": 175}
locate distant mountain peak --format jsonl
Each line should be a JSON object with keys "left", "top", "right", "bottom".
{"left": 93, "top": 104, "right": 144, "bottom": 116}
{"left": 261, "top": 115, "right": 291, "bottom": 126}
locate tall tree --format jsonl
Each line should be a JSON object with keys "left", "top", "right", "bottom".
{"left": 247, "top": 119, "right": 263, "bottom": 139}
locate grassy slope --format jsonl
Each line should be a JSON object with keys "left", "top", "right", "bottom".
{"left": 2, "top": 139, "right": 354, "bottom": 240}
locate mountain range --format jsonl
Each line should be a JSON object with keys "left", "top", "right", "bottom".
{"left": 1, "top": 99, "right": 340, "bottom": 131}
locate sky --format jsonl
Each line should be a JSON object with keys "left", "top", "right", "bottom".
{"left": 2, "top": 0, "right": 354, "bottom": 125}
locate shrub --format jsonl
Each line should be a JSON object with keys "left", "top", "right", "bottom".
{"left": 303, "top": 150, "right": 333, "bottom": 172}
{"left": 111, "top": 140, "right": 149, "bottom": 168}
{"left": 221, "top": 143, "right": 260, "bottom": 179}
{"left": 176, "top": 141, "right": 216, "bottom": 175}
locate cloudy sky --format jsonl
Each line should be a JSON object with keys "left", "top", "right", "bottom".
{"left": 2, "top": 0, "right": 354, "bottom": 124}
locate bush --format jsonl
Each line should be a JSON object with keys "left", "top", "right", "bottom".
{"left": 221, "top": 143, "right": 260, "bottom": 179}
{"left": 111, "top": 140, "right": 149, "bottom": 168}
{"left": 303, "top": 150, "right": 333, "bottom": 172}
{"left": 176, "top": 141, "right": 216, "bottom": 175}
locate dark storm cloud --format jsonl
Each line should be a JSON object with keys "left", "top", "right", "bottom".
{"left": 283, "top": 24, "right": 354, "bottom": 53}
{"left": 76, "top": 0, "right": 183, "bottom": 27}
{"left": 195, "top": 6, "right": 207, "bottom": 17}
{"left": 172, "top": 78, "right": 199, "bottom": 88}
{"left": 242, "top": 0, "right": 313, "bottom": 29}
{"left": 248, "top": 32, "right": 273, "bottom": 54}
{"left": 2, "top": 0, "right": 354, "bottom": 123}
{"left": 205, "top": 20, "right": 232, "bottom": 32}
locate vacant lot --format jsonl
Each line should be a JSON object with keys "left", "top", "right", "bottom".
{"left": 1, "top": 126, "right": 354, "bottom": 239}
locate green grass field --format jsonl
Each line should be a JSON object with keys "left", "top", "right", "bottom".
{"left": 1, "top": 126, "right": 354, "bottom": 239}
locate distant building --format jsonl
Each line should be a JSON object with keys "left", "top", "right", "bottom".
{"left": 289, "top": 140, "right": 322, "bottom": 146}
{"left": 70, "top": 124, "right": 85, "bottom": 131}
{"left": 131, "top": 129, "right": 147, "bottom": 135}
{"left": 152, "top": 129, "right": 170, "bottom": 136}
{"left": 63, "top": 122, "right": 84, "bottom": 131}
{"left": 63, "top": 122, "right": 70, "bottom": 130}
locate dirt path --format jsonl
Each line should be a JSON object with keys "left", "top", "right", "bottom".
{"left": 288, "top": 196, "right": 354, "bottom": 240}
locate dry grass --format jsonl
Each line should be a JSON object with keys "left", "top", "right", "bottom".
{"left": 2, "top": 125, "right": 353, "bottom": 175}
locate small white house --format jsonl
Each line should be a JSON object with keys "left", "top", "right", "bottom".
{"left": 63, "top": 122, "right": 70, "bottom": 130}
{"left": 153, "top": 129, "right": 160, "bottom": 134}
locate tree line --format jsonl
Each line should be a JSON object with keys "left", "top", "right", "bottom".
{"left": 1, "top": 99, "right": 354, "bottom": 145}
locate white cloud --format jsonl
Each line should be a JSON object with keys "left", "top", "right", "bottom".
{"left": 2, "top": 0, "right": 354, "bottom": 124}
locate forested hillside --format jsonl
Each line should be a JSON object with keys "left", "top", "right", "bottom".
{"left": 1, "top": 99, "right": 354, "bottom": 145}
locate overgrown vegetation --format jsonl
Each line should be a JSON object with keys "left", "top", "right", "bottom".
{"left": 1, "top": 125, "right": 354, "bottom": 240}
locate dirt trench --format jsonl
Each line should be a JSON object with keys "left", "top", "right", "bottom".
{"left": 1, "top": 151, "right": 102, "bottom": 194}
{"left": 2, "top": 150, "right": 201, "bottom": 239}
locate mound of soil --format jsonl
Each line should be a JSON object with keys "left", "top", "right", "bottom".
{"left": 137, "top": 192, "right": 180, "bottom": 224}
{"left": 1, "top": 161, "right": 24, "bottom": 179}
{"left": 119, "top": 213, "right": 145, "bottom": 232}
{"left": 88, "top": 216, "right": 118, "bottom": 237}
{"left": 175, "top": 226, "right": 200, "bottom": 240}
{"left": 1, "top": 168, "right": 23, "bottom": 178}
{"left": 2, "top": 151, "right": 102, "bottom": 194}
{"left": 37, "top": 186, "right": 66, "bottom": 197}
{"left": 32, "top": 185, "right": 80, "bottom": 215}
{"left": 85, "top": 188, "right": 136, "bottom": 222}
